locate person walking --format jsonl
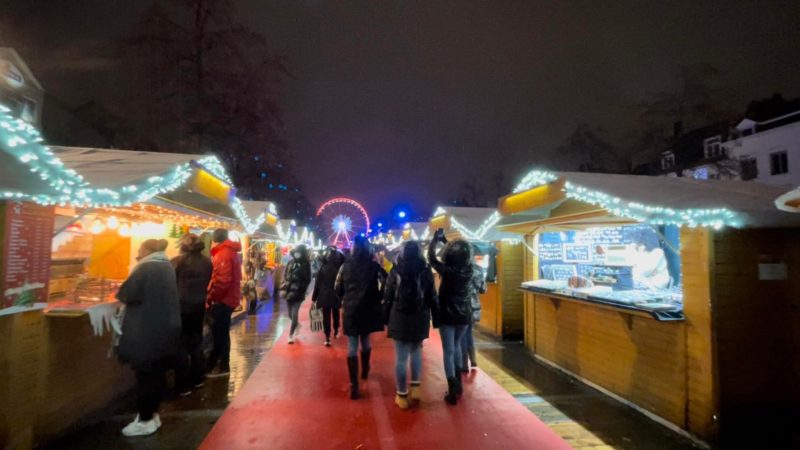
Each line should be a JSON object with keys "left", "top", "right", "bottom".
{"left": 383, "top": 241, "right": 439, "bottom": 409}
{"left": 311, "top": 246, "right": 345, "bottom": 346}
{"left": 116, "top": 239, "right": 181, "bottom": 436}
{"left": 282, "top": 244, "right": 312, "bottom": 344}
{"left": 335, "top": 236, "right": 387, "bottom": 400}
{"left": 428, "top": 229, "right": 474, "bottom": 405}
{"left": 171, "top": 234, "right": 213, "bottom": 395}
{"left": 206, "top": 229, "right": 242, "bottom": 377}
{"left": 461, "top": 263, "right": 487, "bottom": 371}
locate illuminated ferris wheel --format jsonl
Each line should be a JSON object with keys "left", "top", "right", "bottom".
{"left": 316, "top": 197, "right": 370, "bottom": 248}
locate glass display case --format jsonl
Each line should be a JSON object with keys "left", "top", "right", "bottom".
{"left": 522, "top": 224, "right": 684, "bottom": 319}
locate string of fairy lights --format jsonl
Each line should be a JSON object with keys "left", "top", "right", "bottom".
{"left": 511, "top": 170, "right": 742, "bottom": 229}
{"left": 0, "top": 103, "right": 270, "bottom": 234}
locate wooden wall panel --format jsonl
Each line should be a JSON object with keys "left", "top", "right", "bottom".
{"left": 532, "top": 294, "right": 688, "bottom": 426}
{"left": 680, "top": 228, "right": 718, "bottom": 440}
{"left": 712, "top": 228, "right": 800, "bottom": 445}
{"left": 498, "top": 241, "right": 524, "bottom": 339}
{"left": 0, "top": 310, "right": 45, "bottom": 449}
{"left": 36, "top": 315, "right": 134, "bottom": 441}
{"left": 478, "top": 283, "right": 500, "bottom": 336}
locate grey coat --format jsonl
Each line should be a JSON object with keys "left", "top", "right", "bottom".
{"left": 116, "top": 252, "right": 182, "bottom": 368}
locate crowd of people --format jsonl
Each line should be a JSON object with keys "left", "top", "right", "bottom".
{"left": 114, "top": 226, "right": 487, "bottom": 437}
{"left": 115, "top": 229, "right": 243, "bottom": 437}
{"left": 283, "top": 230, "right": 487, "bottom": 409}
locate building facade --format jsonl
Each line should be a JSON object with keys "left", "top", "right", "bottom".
{"left": 0, "top": 48, "right": 44, "bottom": 127}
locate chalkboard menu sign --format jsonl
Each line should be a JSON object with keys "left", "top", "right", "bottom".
{"left": 1, "top": 201, "right": 55, "bottom": 308}
{"left": 563, "top": 244, "right": 591, "bottom": 263}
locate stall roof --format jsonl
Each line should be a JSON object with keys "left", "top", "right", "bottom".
{"left": 431, "top": 206, "right": 519, "bottom": 241}
{"left": 241, "top": 200, "right": 280, "bottom": 239}
{"left": 502, "top": 170, "right": 800, "bottom": 229}
{"left": 0, "top": 102, "right": 270, "bottom": 233}
{"left": 775, "top": 188, "right": 800, "bottom": 213}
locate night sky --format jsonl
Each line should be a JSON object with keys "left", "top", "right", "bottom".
{"left": 2, "top": 0, "right": 799, "bottom": 221}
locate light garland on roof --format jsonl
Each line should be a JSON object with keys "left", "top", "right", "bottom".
{"left": 0, "top": 103, "right": 271, "bottom": 233}
{"left": 512, "top": 169, "right": 743, "bottom": 229}
{"left": 433, "top": 207, "right": 501, "bottom": 241}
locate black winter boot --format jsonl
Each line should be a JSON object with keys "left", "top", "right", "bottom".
{"left": 454, "top": 372, "right": 463, "bottom": 397}
{"left": 444, "top": 377, "right": 458, "bottom": 405}
{"left": 360, "top": 349, "right": 371, "bottom": 380}
{"left": 347, "top": 356, "right": 360, "bottom": 400}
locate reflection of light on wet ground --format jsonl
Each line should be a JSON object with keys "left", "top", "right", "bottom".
{"left": 227, "top": 300, "right": 289, "bottom": 401}
{"left": 475, "top": 337, "right": 698, "bottom": 450}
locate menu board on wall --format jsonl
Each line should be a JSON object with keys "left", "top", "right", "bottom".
{"left": 1, "top": 201, "right": 55, "bottom": 308}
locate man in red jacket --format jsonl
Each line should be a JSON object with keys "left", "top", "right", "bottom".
{"left": 206, "top": 228, "right": 243, "bottom": 377}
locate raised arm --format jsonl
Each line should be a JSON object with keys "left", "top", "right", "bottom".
{"left": 427, "top": 239, "right": 445, "bottom": 275}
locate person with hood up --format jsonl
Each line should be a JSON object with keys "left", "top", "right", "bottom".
{"left": 335, "top": 236, "right": 387, "bottom": 399}
{"left": 383, "top": 240, "right": 439, "bottom": 410}
{"left": 206, "top": 229, "right": 242, "bottom": 377}
{"left": 171, "top": 234, "right": 213, "bottom": 395}
{"left": 311, "top": 245, "right": 345, "bottom": 346}
{"left": 428, "top": 228, "right": 474, "bottom": 405}
{"left": 461, "top": 261, "right": 487, "bottom": 371}
{"left": 116, "top": 239, "right": 181, "bottom": 436}
{"left": 282, "top": 244, "right": 312, "bottom": 344}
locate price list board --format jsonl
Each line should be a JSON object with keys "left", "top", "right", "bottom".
{"left": 1, "top": 201, "right": 55, "bottom": 308}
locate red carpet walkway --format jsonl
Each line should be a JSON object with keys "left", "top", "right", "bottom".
{"left": 199, "top": 302, "right": 571, "bottom": 450}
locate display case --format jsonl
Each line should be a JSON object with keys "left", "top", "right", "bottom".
{"left": 522, "top": 224, "right": 684, "bottom": 320}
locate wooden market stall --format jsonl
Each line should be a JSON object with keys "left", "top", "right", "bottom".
{"left": 0, "top": 116, "right": 271, "bottom": 448}
{"left": 429, "top": 206, "right": 524, "bottom": 340}
{"left": 496, "top": 170, "right": 800, "bottom": 446}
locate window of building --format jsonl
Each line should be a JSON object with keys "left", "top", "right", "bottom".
{"left": 740, "top": 158, "right": 758, "bottom": 180}
{"left": 770, "top": 151, "right": 789, "bottom": 176}
{"left": 661, "top": 152, "right": 675, "bottom": 170}
{"left": 704, "top": 136, "right": 724, "bottom": 159}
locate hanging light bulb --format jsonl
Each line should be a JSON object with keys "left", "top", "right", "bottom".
{"left": 90, "top": 219, "right": 106, "bottom": 235}
{"left": 118, "top": 223, "right": 131, "bottom": 237}
{"left": 106, "top": 216, "right": 119, "bottom": 230}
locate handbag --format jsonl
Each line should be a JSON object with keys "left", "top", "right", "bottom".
{"left": 309, "top": 302, "right": 324, "bottom": 332}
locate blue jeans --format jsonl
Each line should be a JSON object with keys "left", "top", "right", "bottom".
{"left": 394, "top": 340, "right": 422, "bottom": 394}
{"left": 440, "top": 324, "right": 468, "bottom": 378}
{"left": 347, "top": 334, "right": 371, "bottom": 358}
{"left": 461, "top": 323, "right": 476, "bottom": 368}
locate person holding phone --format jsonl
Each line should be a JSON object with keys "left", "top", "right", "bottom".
{"left": 428, "top": 228, "right": 474, "bottom": 405}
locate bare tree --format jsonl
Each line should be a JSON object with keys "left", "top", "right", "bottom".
{"left": 119, "top": 0, "right": 312, "bottom": 218}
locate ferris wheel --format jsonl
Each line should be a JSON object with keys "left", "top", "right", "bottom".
{"left": 316, "top": 197, "right": 370, "bottom": 248}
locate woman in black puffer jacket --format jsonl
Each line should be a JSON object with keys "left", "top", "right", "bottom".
{"left": 335, "top": 236, "right": 387, "bottom": 399}
{"left": 282, "top": 245, "right": 312, "bottom": 344}
{"left": 312, "top": 246, "right": 345, "bottom": 345}
{"left": 384, "top": 240, "right": 438, "bottom": 409}
{"left": 171, "top": 234, "right": 213, "bottom": 395}
{"left": 428, "top": 229, "right": 474, "bottom": 405}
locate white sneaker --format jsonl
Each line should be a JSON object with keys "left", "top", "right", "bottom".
{"left": 122, "top": 415, "right": 159, "bottom": 436}
{"left": 154, "top": 414, "right": 162, "bottom": 428}
{"left": 288, "top": 336, "right": 295, "bottom": 344}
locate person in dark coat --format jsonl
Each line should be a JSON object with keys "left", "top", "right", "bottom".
{"left": 335, "top": 236, "right": 387, "bottom": 399}
{"left": 312, "top": 246, "right": 345, "bottom": 346}
{"left": 428, "top": 228, "right": 474, "bottom": 405}
{"left": 171, "top": 234, "right": 213, "bottom": 395}
{"left": 116, "top": 239, "right": 181, "bottom": 436}
{"left": 282, "top": 244, "right": 311, "bottom": 344}
{"left": 206, "top": 229, "right": 242, "bottom": 377}
{"left": 461, "top": 263, "right": 487, "bottom": 371}
{"left": 383, "top": 240, "right": 438, "bottom": 409}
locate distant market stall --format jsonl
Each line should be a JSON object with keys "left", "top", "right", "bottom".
{"left": 0, "top": 105, "right": 275, "bottom": 447}
{"left": 429, "top": 206, "right": 524, "bottom": 340}
{"left": 496, "top": 170, "right": 800, "bottom": 445}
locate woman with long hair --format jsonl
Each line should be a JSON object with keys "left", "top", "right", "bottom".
{"left": 335, "top": 236, "right": 387, "bottom": 399}
{"left": 282, "top": 245, "right": 312, "bottom": 344}
{"left": 383, "top": 240, "right": 438, "bottom": 409}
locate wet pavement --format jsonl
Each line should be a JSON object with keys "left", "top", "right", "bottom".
{"left": 46, "top": 302, "right": 702, "bottom": 450}
{"left": 474, "top": 331, "right": 703, "bottom": 450}
{"left": 43, "top": 299, "right": 288, "bottom": 450}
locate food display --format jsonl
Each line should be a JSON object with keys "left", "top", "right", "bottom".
{"left": 525, "top": 224, "right": 684, "bottom": 318}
